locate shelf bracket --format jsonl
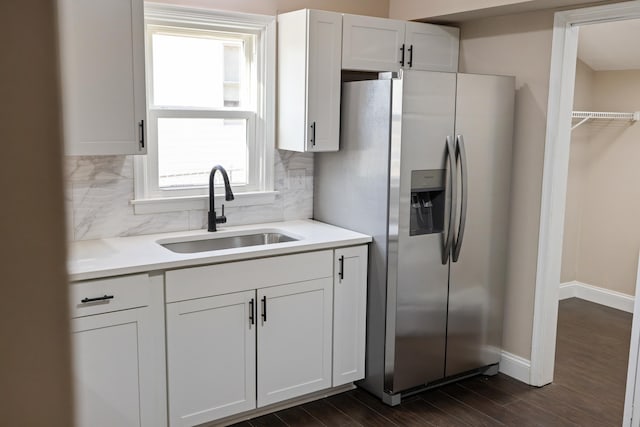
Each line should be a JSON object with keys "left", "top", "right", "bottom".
{"left": 571, "top": 115, "right": 592, "bottom": 131}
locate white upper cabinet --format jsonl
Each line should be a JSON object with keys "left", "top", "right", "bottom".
{"left": 277, "top": 9, "right": 342, "bottom": 152}
{"left": 342, "top": 14, "right": 406, "bottom": 72}
{"left": 404, "top": 21, "right": 459, "bottom": 72}
{"left": 342, "top": 14, "right": 459, "bottom": 73}
{"left": 58, "top": 0, "right": 147, "bottom": 155}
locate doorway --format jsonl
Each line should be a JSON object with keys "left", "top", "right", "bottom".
{"left": 533, "top": 1, "right": 640, "bottom": 425}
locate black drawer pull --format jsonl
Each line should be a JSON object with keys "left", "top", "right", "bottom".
{"left": 81, "top": 294, "right": 114, "bottom": 304}
{"left": 261, "top": 296, "right": 267, "bottom": 322}
{"left": 338, "top": 255, "right": 345, "bottom": 281}
{"left": 249, "top": 298, "right": 255, "bottom": 325}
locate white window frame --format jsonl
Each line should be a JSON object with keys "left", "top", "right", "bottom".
{"left": 133, "top": 4, "right": 276, "bottom": 214}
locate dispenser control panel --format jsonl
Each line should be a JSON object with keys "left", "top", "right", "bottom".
{"left": 410, "top": 169, "right": 445, "bottom": 236}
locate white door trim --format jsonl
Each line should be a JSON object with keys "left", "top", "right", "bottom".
{"left": 624, "top": 253, "right": 640, "bottom": 426}
{"left": 532, "top": 0, "right": 640, "bottom": 388}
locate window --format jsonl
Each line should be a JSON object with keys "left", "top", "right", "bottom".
{"left": 134, "top": 5, "right": 275, "bottom": 213}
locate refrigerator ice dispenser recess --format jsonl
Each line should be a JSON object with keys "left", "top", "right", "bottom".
{"left": 409, "top": 169, "right": 445, "bottom": 236}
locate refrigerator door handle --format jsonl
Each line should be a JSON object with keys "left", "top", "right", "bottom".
{"left": 443, "top": 135, "right": 457, "bottom": 265}
{"left": 453, "top": 134, "right": 468, "bottom": 262}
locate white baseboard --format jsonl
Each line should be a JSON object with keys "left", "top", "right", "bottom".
{"left": 559, "top": 280, "right": 634, "bottom": 313}
{"left": 499, "top": 350, "right": 531, "bottom": 384}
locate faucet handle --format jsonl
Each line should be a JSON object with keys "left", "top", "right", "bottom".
{"left": 216, "top": 204, "right": 227, "bottom": 224}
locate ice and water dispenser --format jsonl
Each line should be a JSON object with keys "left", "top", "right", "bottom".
{"left": 409, "top": 169, "right": 445, "bottom": 236}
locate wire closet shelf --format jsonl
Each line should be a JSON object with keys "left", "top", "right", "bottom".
{"left": 571, "top": 111, "right": 640, "bottom": 130}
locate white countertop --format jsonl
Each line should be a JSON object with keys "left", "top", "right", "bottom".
{"left": 68, "top": 220, "right": 372, "bottom": 282}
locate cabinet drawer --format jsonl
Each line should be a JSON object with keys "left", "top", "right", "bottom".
{"left": 70, "top": 274, "right": 151, "bottom": 318}
{"left": 166, "top": 250, "right": 333, "bottom": 303}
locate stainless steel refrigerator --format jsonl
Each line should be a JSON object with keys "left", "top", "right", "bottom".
{"left": 314, "top": 70, "right": 514, "bottom": 405}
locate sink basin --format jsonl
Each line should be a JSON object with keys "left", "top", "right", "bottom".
{"left": 159, "top": 232, "right": 298, "bottom": 254}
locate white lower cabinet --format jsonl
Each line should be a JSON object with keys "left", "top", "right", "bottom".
{"left": 166, "top": 278, "right": 334, "bottom": 425}
{"left": 72, "top": 245, "right": 368, "bottom": 427}
{"left": 333, "top": 246, "right": 368, "bottom": 386}
{"left": 257, "top": 278, "right": 333, "bottom": 407}
{"left": 165, "top": 250, "right": 335, "bottom": 426}
{"left": 71, "top": 274, "right": 166, "bottom": 427}
{"left": 166, "top": 291, "right": 256, "bottom": 427}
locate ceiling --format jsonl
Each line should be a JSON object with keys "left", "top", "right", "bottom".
{"left": 578, "top": 19, "right": 640, "bottom": 71}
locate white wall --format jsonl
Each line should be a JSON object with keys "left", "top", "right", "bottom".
{"left": 152, "top": 0, "right": 389, "bottom": 17}
{"left": 0, "top": 1, "right": 73, "bottom": 425}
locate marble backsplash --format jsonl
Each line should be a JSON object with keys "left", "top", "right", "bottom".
{"left": 65, "top": 151, "right": 314, "bottom": 241}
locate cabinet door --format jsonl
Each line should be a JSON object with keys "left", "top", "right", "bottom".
{"left": 166, "top": 291, "right": 256, "bottom": 426}
{"left": 306, "top": 10, "right": 342, "bottom": 152}
{"left": 58, "top": 0, "right": 146, "bottom": 155}
{"left": 404, "top": 22, "right": 459, "bottom": 72}
{"left": 333, "top": 246, "right": 368, "bottom": 386}
{"left": 342, "top": 14, "right": 405, "bottom": 72}
{"left": 72, "top": 308, "right": 161, "bottom": 427}
{"left": 257, "top": 278, "right": 333, "bottom": 407}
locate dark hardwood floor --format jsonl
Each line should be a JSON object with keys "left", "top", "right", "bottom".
{"left": 232, "top": 298, "right": 632, "bottom": 426}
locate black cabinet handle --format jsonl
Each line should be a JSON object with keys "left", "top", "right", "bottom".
{"left": 408, "top": 45, "right": 414, "bottom": 68}
{"left": 399, "top": 44, "right": 405, "bottom": 66}
{"left": 338, "top": 255, "right": 345, "bottom": 281}
{"left": 310, "top": 121, "right": 316, "bottom": 146}
{"left": 81, "top": 294, "right": 114, "bottom": 304}
{"left": 261, "top": 296, "right": 267, "bottom": 322}
{"left": 249, "top": 298, "right": 255, "bottom": 325}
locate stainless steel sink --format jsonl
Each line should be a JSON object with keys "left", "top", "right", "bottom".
{"left": 159, "top": 232, "right": 298, "bottom": 254}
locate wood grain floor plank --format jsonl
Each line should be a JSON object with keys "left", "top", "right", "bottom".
{"left": 439, "top": 383, "right": 539, "bottom": 427}
{"left": 275, "top": 406, "right": 325, "bottom": 427}
{"left": 421, "top": 389, "right": 505, "bottom": 427}
{"left": 299, "top": 399, "right": 361, "bottom": 427}
{"left": 522, "top": 383, "right": 620, "bottom": 426}
{"left": 397, "top": 398, "right": 471, "bottom": 427}
{"left": 349, "top": 388, "right": 437, "bottom": 426}
{"left": 325, "top": 392, "right": 400, "bottom": 427}
{"left": 503, "top": 398, "right": 580, "bottom": 427}
{"left": 248, "top": 413, "right": 288, "bottom": 427}
{"left": 458, "top": 374, "right": 531, "bottom": 406}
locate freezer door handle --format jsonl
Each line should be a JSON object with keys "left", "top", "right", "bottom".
{"left": 443, "top": 135, "right": 457, "bottom": 265}
{"left": 453, "top": 134, "right": 468, "bottom": 262}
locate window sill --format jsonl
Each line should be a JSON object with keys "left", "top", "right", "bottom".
{"left": 131, "top": 191, "right": 278, "bottom": 215}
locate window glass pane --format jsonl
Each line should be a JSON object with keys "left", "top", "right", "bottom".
{"left": 157, "top": 118, "right": 248, "bottom": 188}
{"left": 152, "top": 33, "right": 246, "bottom": 108}
{"left": 224, "top": 44, "right": 241, "bottom": 107}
